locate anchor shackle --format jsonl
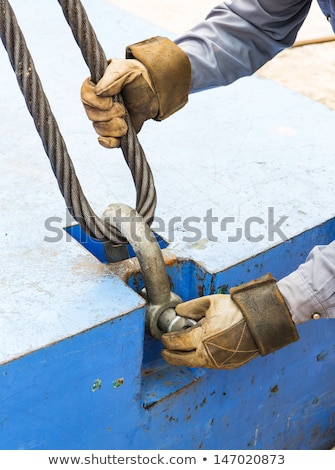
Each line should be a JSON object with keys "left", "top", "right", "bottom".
{"left": 102, "top": 204, "right": 195, "bottom": 338}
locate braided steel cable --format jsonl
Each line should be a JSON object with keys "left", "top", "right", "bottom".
{"left": 0, "top": 0, "right": 157, "bottom": 243}
{"left": 57, "top": 0, "right": 157, "bottom": 222}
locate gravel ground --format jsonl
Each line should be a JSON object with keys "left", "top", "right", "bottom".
{"left": 258, "top": 2, "right": 335, "bottom": 110}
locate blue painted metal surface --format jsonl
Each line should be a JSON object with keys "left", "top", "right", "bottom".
{"left": 1, "top": 0, "right": 335, "bottom": 450}
{"left": 2, "top": 219, "right": 335, "bottom": 450}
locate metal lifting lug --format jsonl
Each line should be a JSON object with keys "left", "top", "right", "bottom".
{"left": 102, "top": 203, "right": 196, "bottom": 339}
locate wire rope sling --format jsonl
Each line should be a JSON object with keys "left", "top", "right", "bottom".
{"left": 0, "top": 0, "right": 195, "bottom": 337}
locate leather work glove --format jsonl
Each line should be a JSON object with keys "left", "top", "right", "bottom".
{"left": 81, "top": 37, "right": 191, "bottom": 148}
{"left": 161, "top": 274, "right": 299, "bottom": 369}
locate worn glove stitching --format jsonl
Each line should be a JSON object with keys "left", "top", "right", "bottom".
{"left": 205, "top": 321, "right": 259, "bottom": 368}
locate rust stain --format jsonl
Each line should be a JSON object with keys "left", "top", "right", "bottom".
{"left": 195, "top": 397, "right": 207, "bottom": 410}
{"left": 270, "top": 385, "right": 279, "bottom": 394}
{"left": 144, "top": 375, "right": 202, "bottom": 410}
{"left": 317, "top": 351, "right": 328, "bottom": 362}
{"left": 106, "top": 257, "right": 141, "bottom": 283}
{"left": 312, "top": 426, "right": 321, "bottom": 438}
{"left": 112, "top": 377, "right": 124, "bottom": 388}
{"left": 71, "top": 254, "right": 108, "bottom": 278}
{"left": 162, "top": 251, "right": 178, "bottom": 266}
{"left": 167, "top": 416, "right": 178, "bottom": 422}
{"left": 217, "top": 284, "right": 229, "bottom": 294}
{"left": 198, "top": 284, "right": 204, "bottom": 297}
{"left": 105, "top": 250, "right": 178, "bottom": 283}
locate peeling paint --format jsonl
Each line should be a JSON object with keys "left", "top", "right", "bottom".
{"left": 253, "top": 426, "right": 259, "bottom": 447}
{"left": 91, "top": 379, "right": 102, "bottom": 392}
{"left": 217, "top": 284, "right": 229, "bottom": 294}
{"left": 189, "top": 238, "right": 209, "bottom": 250}
{"left": 317, "top": 351, "right": 328, "bottom": 362}
{"left": 270, "top": 385, "right": 279, "bottom": 394}
{"left": 112, "top": 377, "right": 124, "bottom": 388}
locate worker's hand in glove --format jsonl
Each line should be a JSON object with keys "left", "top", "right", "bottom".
{"left": 161, "top": 274, "right": 299, "bottom": 370}
{"left": 81, "top": 37, "right": 191, "bottom": 149}
{"left": 162, "top": 295, "right": 257, "bottom": 369}
{"left": 81, "top": 58, "right": 159, "bottom": 149}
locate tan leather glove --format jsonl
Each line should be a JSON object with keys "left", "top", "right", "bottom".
{"left": 81, "top": 37, "right": 191, "bottom": 148}
{"left": 161, "top": 274, "right": 299, "bottom": 369}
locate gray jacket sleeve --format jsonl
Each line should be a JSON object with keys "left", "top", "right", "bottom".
{"left": 175, "top": 0, "right": 312, "bottom": 91}
{"left": 174, "top": 0, "right": 335, "bottom": 325}
{"left": 277, "top": 241, "right": 335, "bottom": 324}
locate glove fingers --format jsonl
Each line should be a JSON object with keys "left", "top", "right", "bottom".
{"left": 98, "top": 136, "right": 121, "bottom": 149}
{"left": 161, "top": 324, "right": 203, "bottom": 351}
{"left": 161, "top": 349, "right": 204, "bottom": 368}
{"left": 96, "top": 58, "right": 143, "bottom": 97}
{"left": 175, "top": 296, "right": 211, "bottom": 320}
{"left": 81, "top": 78, "right": 112, "bottom": 111}
{"left": 93, "top": 118, "right": 128, "bottom": 138}
{"left": 83, "top": 102, "right": 125, "bottom": 122}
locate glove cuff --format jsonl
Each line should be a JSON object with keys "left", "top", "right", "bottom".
{"left": 230, "top": 273, "right": 299, "bottom": 356}
{"left": 126, "top": 36, "right": 191, "bottom": 120}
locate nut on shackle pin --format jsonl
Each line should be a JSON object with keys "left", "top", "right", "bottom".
{"left": 102, "top": 204, "right": 196, "bottom": 339}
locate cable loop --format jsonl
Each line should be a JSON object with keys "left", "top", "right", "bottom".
{"left": 0, "top": 0, "right": 157, "bottom": 244}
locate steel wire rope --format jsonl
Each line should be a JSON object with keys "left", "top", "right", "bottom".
{"left": 0, "top": 0, "right": 157, "bottom": 244}
{"left": 57, "top": 0, "right": 157, "bottom": 226}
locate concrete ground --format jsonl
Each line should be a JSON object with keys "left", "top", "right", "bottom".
{"left": 258, "top": 1, "right": 335, "bottom": 110}
{"left": 107, "top": 0, "right": 335, "bottom": 109}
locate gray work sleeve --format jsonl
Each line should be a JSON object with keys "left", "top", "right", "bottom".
{"left": 175, "top": 0, "right": 312, "bottom": 91}
{"left": 173, "top": 0, "right": 335, "bottom": 324}
{"left": 277, "top": 241, "right": 335, "bottom": 324}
